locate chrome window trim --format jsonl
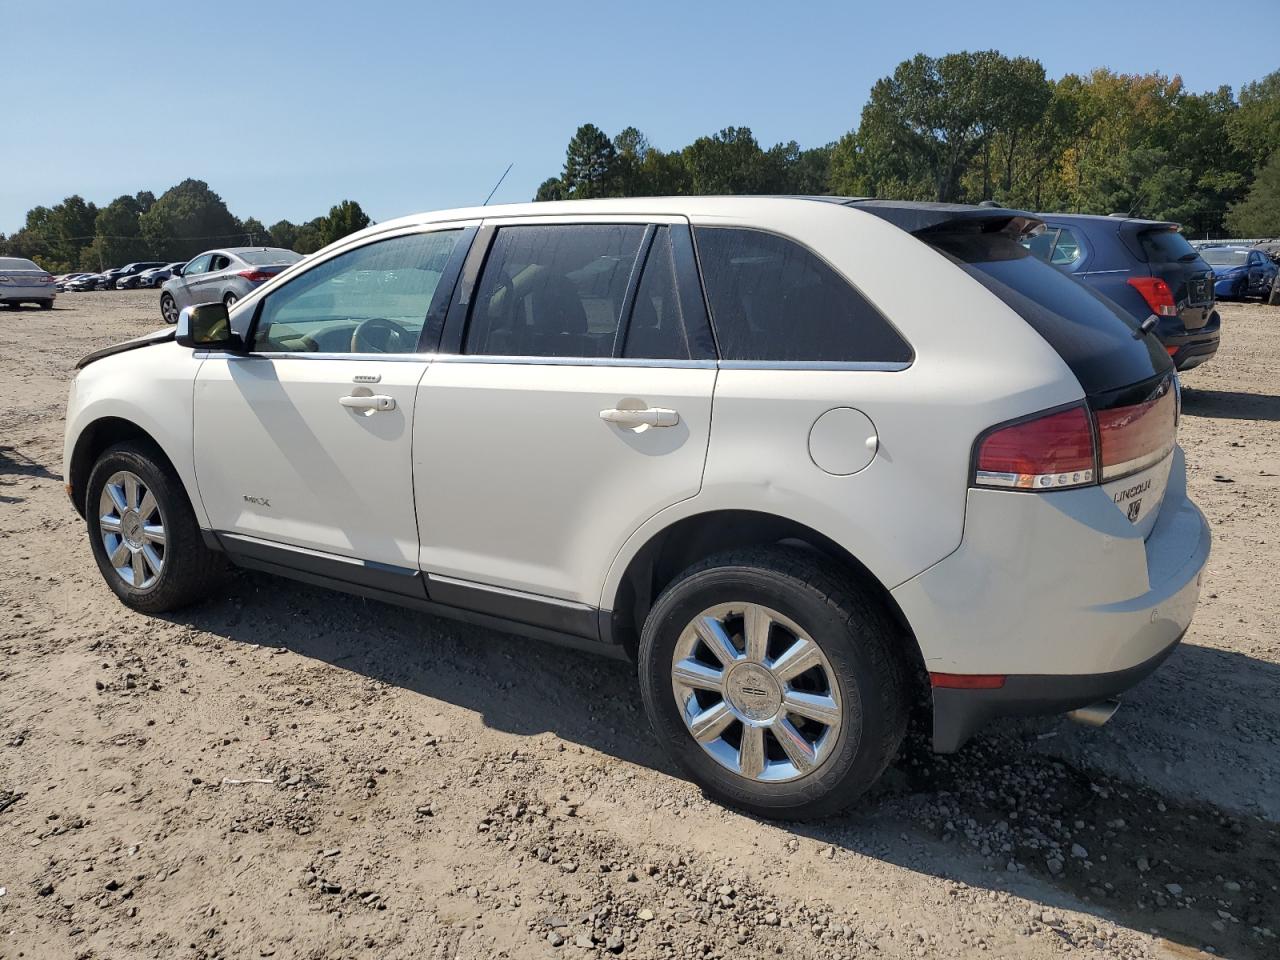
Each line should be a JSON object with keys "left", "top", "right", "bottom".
{"left": 197, "top": 350, "right": 432, "bottom": 363}
{"left": 433, "top": 355, "right": 718, "bottom": 369}
{"left": 717, "top": 359, "right": 912, "bottom": 372}
{"left": 196, "top": 351, "right": 910, "bottom": 372}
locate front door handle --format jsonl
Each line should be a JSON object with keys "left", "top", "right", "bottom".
{"left": 599, "top": 407, "right": 679, "bottom": 428}
{"left": 340, "top": 394, "right": 396, "bottom": 412}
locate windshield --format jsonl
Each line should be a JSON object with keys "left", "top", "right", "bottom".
{"left": 239, "top": 250, "right": 303, "bottom": 266}
{"left": 1200, "top": 248, "right": 1250, "bottom": 266}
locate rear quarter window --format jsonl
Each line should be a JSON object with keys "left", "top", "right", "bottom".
{"left": 693, "top": 227, "right": 911, "bottom": 364}
{"left": 926, "top": 231, "right": 1170, "bottom": 396}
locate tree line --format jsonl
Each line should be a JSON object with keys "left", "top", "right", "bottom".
{"left": 0, "top": 179, "right": 372, "bottom": 273}
{"left": 534, "top": 52, "right": 1280, "bottom": 238}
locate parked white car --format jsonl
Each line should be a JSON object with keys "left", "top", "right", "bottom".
{"left": 0, "top": 257, "right": 56, "bottom": 308}
{"left": 62, "top": 197, "right": 1210, "bottom": 818}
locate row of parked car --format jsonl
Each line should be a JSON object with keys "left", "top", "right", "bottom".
{"left": 57, "top": 262, "right": 184, "bottom": 292}
{"left": 52, "top": 247, "right": 304, "bottom": 319}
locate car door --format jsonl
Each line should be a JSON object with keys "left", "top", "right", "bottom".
{"left": 413, "top": 218, "right": 717, "bottom": 631}
{"left": 193, "top": 225, "right": 473, "bottom": 593}
{"left": 188, "top": 252, "right": 232, "bottom": 304}
{"left": 174, "top": 253, "right": 212, "bottom": 307}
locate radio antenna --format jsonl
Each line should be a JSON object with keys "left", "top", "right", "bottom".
{"left": 482, "top": 163, "right": 514, "bottom": 206}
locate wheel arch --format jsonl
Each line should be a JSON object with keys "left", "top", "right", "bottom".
{"left": 604, "top": 508, "right": 927, "bottom": 686}
{"left": 69, "top": 417, "right": 184, "bottom": 519}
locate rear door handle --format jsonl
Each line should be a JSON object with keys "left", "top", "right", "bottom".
{"left": 599, "top": 407, "right": 679, "bottom": 428}
{"left": 340, "top": 394, "right": 396, "bottom": 412}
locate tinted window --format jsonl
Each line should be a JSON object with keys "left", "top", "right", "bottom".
{"left": 1051, "top": 228, "right": 1081, "bottom": 266}
{"left": 0, "top": 257, "right": 40, "bottom": 271}
{"left": 694, "top": 227, "right": 911, "bottom": 363}
{"left": 1139, "top": 228, "right": 1197, "bottom": 264}
{"left": 240, "top": 249, "right": 303, "bottom": 266}
{"left": 1024, "top": 229, "right": 1057, "bottom": 262}
{"left": 465, "top": 224, "right": 644, "bottom": 358}
{"left": 927, "top": 231, "right": 1170, "bottom": 395}
{"left": 209, "top": 254, "right": 231, "bottom": 271}
{"left": 253, "top": 231, "right": 460, "bottom": 353}
{"left": 623, "top": 228, "right": 691, "bottom": 360}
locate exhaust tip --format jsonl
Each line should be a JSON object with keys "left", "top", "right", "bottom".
{"left": 1066, "top": 699, "right": 1121, "bottom": 728}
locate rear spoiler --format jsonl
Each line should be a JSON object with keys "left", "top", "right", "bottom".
{"left": 843, "top": 199, "right": 1043, "bottom": 238}
{"left": 75, "top": 327, "right": 174, "bottom": 370}
{"left": 1115, "top": 219, "right": 1180, "bottom": 262}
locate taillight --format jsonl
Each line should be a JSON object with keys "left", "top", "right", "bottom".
{"left": 41, "top": 274, "right": 55, "bottom": 284}
{"left": 974, "top": 379, "right": 1178, "bottom": 492}
{"left": 1127, "top": 276, "right": 1178, "bottom": 317}
{"left": 237, "top": 270, "right": 276, "bottom": 282}
{"left": 1094, "top": 381, "right": 1177, "bottom": 480}
{"left": 974, "top": 406, "right": 1096, "bottom": 490}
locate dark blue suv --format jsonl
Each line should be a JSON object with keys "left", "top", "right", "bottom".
{"left": 1027, "top": 214, "right": 1219, "bottom": 371}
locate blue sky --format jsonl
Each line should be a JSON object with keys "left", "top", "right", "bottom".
{"left": 3, "top": 0, "right": 1274, "bottom": 234}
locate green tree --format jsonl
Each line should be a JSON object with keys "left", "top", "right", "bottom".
{"left": 562, "top": 123, "right": 617, "bottom": 198}
{"left": 139, "top": 179, "right": 240, "bottom": 261}
{"left": 321, "top": 200, "right": 371, "bottom": 245}
{"left": 683, "top": 127, "right": 772, "bottom": 194}
{"left": 534, "top": 177, "right": 568, "bottom": 202}
{"left": 92, "top": 194, "right": 151, "bottom": 266}
{"left": 239, "top": 217, "right": 270, "bottom": 246}
{"left": 1226, "top": 151, "right": 1280, "bottom": 236}
{"left": 268, "top": 220, "right": 300, "bottom": 249}
{"left": 1228, "top": 70, "right": 1280, "bottom": 168}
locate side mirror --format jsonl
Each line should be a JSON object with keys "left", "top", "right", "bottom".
{"left": 176, "top": 302, "right": 244, "bottom": 351}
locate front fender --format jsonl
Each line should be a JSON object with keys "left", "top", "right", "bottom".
{"left": 64, "top": 341, "right": 207, "bottom": 526}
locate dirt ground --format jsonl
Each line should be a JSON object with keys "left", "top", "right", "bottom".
{"left": 1, "top": 290, "right": 1277, "bottom": 960}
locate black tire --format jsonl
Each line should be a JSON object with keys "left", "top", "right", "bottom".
{"left": 39, "top": 299, "right": 53, "bottom": 310}
{"left": 85, "top": 442, "right": 227, "bottom": 613}
{"left": 638, "top": 546, "right": 909, "bottom": 820}
{"left": 160, "top": 292, "right": 178, "bottom": 324}
{"left": 223, "top": 292, "right": 239, "bottom": 309}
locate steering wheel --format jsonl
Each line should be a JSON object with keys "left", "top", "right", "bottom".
{"left": 351, "top": 317, "right": 406, "bottom": 353}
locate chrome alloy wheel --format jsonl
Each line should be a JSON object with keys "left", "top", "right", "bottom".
{"left": 98, "top": 470, "right": 166, "bottom": 589}
{"left": 670, "top": 603, "right": 843, "bottom": 783}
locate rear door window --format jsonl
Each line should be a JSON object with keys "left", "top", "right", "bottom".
{"left": 927, "top": 231, "right": 1170, "bottom": 395}
{"left": 622, "top": 227, "right": 692, "bottom": 361}
{"left": 464, "top": 224, "right": 645, "bottom": 358}
{"left": 693, "top": 227, "right": 911, "bottom": 363}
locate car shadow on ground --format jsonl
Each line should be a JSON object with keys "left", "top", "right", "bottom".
{"left": 1181, "top": 387, "right": 1280, "bottom": 423}
{"left": 166, "top": 574, "right": 1279, "bottom": 959}
{"left": 0, "top": 445, "right": 58, "bottom": 504}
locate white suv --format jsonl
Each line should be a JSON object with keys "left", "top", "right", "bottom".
{"left": 63, "top": 198, "right": 1210, "bottom": 818}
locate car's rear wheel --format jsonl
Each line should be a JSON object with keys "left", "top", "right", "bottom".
{"left": 638, "top": 547, "right": 909, "bottom": 820}
{"left": 223, "top": 292, "right": 239, "bottom": 309}
{"left": 85, "top": 442, "right": 227, "bottom": 613}
{"left": 39, "top": 299, "right": 53, "bottom": 310}
{"left": 160, "top": 292, "right": 178, "bottom": 324}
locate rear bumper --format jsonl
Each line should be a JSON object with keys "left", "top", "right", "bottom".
{"left": 0, "top": 285, "right": 55, "bottom": 302}
{"left": 930, "top": 631, "right": 1184, "bottom": 752}
{"left": 1162, "top": 315, "right": 1220, "bottom": 372}
{"left": 891, "top": 446, "right": 1210, "bottom": 752}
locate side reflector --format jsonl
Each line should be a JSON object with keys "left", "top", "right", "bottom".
{"left": 929, "top": 673, "right": 1007, "bottom": 690}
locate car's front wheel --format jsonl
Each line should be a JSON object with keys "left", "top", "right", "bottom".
{"left": 160, "top": 292, "right": 178, "bottom": 324}
{"left": 638, "top": 547, "right": 909, "bottom": 820}
{"left": 85, "top": 442, "right": 227, "bottom": 613}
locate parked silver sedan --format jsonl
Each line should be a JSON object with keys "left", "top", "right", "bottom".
{"left": 159, "top": 247, "right": 302, "bottom": 323}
